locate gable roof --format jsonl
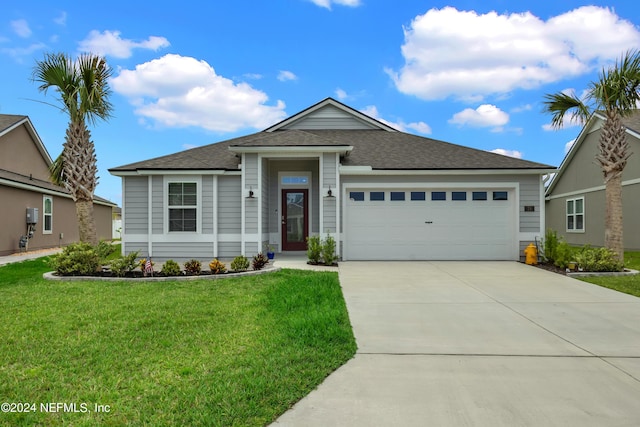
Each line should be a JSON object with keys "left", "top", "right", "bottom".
{"left": 0, "top": 114, "right": 53, "bottom": 165}
{"left": 264, "top": 97, "right": 398, "bottom": 132}
{"left": 110, "top": 99, "right": 553, "bottom": 174}
{"left": 545, "top": 110, "right": 640, "bottom": 195}
{"left": 0, "top": 114, "right": 116, "bottom": 207}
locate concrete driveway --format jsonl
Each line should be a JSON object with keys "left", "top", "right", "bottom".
{"left": 273, "top": 261, "right": 640, "bottom": 426}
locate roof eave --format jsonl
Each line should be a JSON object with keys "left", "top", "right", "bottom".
{"left": 228, "top": 145, "right": 353, "bottom": 155}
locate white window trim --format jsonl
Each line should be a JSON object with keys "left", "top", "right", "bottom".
{"left": 43, "top": 195, "right": 53, "bottom": 234}
{"left": 164, "top": 176, "right": 202, "bottom": 234}
{"left": 566, "top": 196, "right": 585, "bottom": 233}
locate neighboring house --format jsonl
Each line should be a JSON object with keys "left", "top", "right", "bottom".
{"left": 109, "top": 98, "right": 553, "bottom": 261}
{"left": 0, "top": 114, "right": 117, "bottom": 256}
{"left": 112, "top": 206, "right": 122, "bottom": 239}
{"left": 545, "top": 110, "right": 640, "bottom": 250}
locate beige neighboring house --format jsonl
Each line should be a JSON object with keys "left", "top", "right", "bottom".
{"left": 545, "top": 110, "right": 640, "bottom": 250}
{"left": 0, "top": 114, "right": 116, "bottom": 256}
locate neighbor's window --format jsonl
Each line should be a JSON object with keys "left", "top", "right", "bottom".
{"left": 168, "top": 182, "right": 197, "bottom": 232}
{"left": 43, "top": 196, "right": 52, "bottom": 234}
{"left": 566, "top": 197, "right": 584, "bottom": 232}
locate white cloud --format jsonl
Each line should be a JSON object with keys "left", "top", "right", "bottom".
{"left": 243, "top": 73, "right": 263, "bottom": 80}
{"left": 490, "top": 148, "right": 523, "bottom": 159}
{"left": 390, "top": 6, "right": 640, "bottom": 101}
{"left": 564, "top": 139, "right": 576, "bottom": 153}
{"left": 309, "top": 0, "right": 361, "bottom": 9}
{"left": 449, "top": 104, "right": 509, "bottom": 131}
{"left": 511, "top": 104, "right": 532, "bottom": 113}
{"left": 277, "top": 70, "right": 297, "bottom": 82}
{"left": 78, "top": 30, "right": 170, "bottom": 58}
{"left": 335, "top": 88, "right": 348, "bottom": 100}
{"left": 1, "top": 42, "right": 46, "bottom": 59}
{"left": 54, "top": 12, "right": 67, "bottom": 26}
{"left": 111, "top": 54, "right": 287, "bottom": 132}
{"left": 11, "top": 19, "right": 31, "bottom": 38}
{"left": 361, "top": 105, "right": 432, "bottom": 135}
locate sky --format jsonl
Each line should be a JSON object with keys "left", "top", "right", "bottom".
{"left": 1, "top": 0, "right": 640, "bottom": 206}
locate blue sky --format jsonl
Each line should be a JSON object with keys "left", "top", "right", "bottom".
{"left": 1, "top": 0, "right": 639, "bottom": 206}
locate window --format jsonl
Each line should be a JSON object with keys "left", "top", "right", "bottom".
{"left": 168, "top": 182, "right": 197, "bottom": 232}
{"left": 390, "top": 192, "right": 405, "bottom": 201}
{"left": 349, "top": 191, "right": 364, "bottom": 201}
{"left": 411, "top": 192, "right": 426, "bottom": 201}
{"left": 281, "top": 176, "right": 308, "bottom": 185}
{"left": 43, "top": 196, "right": 52, "bottom": 234}
{"left": 431, "top": 191, "right": 446, "bottom": 201}
{"left": 452, "top": 191, "right": 467, "bottom": 201}
{"left": 472, "top": 192, "right": 487, "bottom": 201}
{"left": 493, "top": 191, "right": 508, "bottom": 201}
{"left": 370, "top": 191, "right": 385, "bottom": 201}
{"left": 567, "top": 197, "right": 584, "bottom": 232}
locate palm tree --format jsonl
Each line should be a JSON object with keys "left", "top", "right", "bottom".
{"left": 543, "top": 49, "right": 640, "bottom": 260}
{"left": 32, "top": 52, "right": 113, "bottom": 246}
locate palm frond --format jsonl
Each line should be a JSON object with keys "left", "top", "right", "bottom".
{"left": 541, "top": 91, "right": 591, "bottom": 130}
{"left": 595, "top": 49, "right": 640, "bottom": 115}
{"left": 48, "top": 153, "right": 66, "bottom": 186}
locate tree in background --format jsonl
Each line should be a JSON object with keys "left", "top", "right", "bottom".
{"left": 32, "top": 52, "right": 113, "bottom": 245}
{"left": 543, "top": 50, "right": 640, "bottom": 260}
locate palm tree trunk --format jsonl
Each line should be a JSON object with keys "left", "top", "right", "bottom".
{"left": 598, "top": 110, "right": 629, "bottom": 261}
{"left": 63, "top": 119, "right": 99, "bottom": 245}
{"left": 604, "top": 173, "right": 624, "bottom": 260}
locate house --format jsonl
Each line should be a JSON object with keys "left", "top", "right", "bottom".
{"left": 109, "top": 98, "right": 553, "bottom": 261}
{"left": 0, "top": 114, "right": 117, "bottom": 256}
{"left": 545, "top": 110, "right": 640, "bottom": 250}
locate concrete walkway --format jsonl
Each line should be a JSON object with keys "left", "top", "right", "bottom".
{"left": 0, "top": 247, "right": 62, "bottom": 267}
{"left": 273, "top": 261, "right": 640, "bottom": 426}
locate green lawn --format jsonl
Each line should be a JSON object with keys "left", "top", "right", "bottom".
{"left": 0, "top": 258, "right": 356, "bottom": 426}
{"left": 578, "top": 251, "right": 640, "bottom": 298}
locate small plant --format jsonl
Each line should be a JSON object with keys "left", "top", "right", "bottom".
{"left": 139, "top": 258, "right": 156, "bottom": 272}
{"left": 574, "top": 245, "right": 624, "bottom": 272}
{"left": 321, "top": 234, "right": 338, "bottom": 266}
{"left": 542, "top": 228, "right": 559, "bottom": 264}
{"left": 109, "top": 251, "right": 140, "bottom": 277}
{"left": 209, "top": 259, "right": 227, "bottom": 274}
{"left": 252, "top": 253, "right": 269, "bottom": 271}
{"left": 161, "top": 260, "right": 182, "bottom": 276}
{"left": 95, "top": 240, "right": 116, "bottom": 262}
{"left": 553, "top": 240, "right": 575, "bottom": 269}
{"left": 231, "top": 255, "right": 250, "bottom": 272}
{"left": 184, "top": 259, "right": 202, "bottom": 275}
{"left": 306, "top": 235, "right": 322, "bottom": 264}
{"left": 49, "top": 242, "right": 101, "bottom": 276}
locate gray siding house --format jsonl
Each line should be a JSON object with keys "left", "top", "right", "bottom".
{"left": 545, "top": 111, "right": 640, "bottom": 250}
{"left": 109, "top": 98, "right": 553, "bottom": 261}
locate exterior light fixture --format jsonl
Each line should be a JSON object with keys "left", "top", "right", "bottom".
{"left": 246, "top": 186, "right": 255, "bottom": 199}
{"left": 325, "top": 185, "right": 335, "bottom": 198}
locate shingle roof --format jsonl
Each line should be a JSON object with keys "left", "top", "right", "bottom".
{"left": 622, "top": 110, "right": 640, "bottom": 134}
{"left": 110, "top": 129, "right": 552, "bottom": 172}
{"left": 0, "top": 114, "right": 27, "bottom": 134}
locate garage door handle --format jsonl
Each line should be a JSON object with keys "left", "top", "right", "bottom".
{"left": 425, "top": 221, "right": 433, "bottom": 224}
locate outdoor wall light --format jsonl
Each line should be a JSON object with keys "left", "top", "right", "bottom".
{"left": 325, "top": 185, "right": 335, "bottom": 198}
{"left": 246, "top": 186, "right": 255, "bottom": 199}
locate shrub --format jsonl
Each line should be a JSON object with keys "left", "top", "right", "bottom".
{"left": 161, "top": 260, "right": 182, "bottom": 276}
{"left": 95, "top": 240, "right": 116, "bottom": 262}
{"left": 306, "top": 235, "right": 322, "bottom": 264}
{"left": 184, "top": 259, "right": 202, "bottom": 275}
{"left": 574, "top": 246, "right": 624, "bottom": 272}
{"left": 553, "top": 240, "right": 575, "bottom": 269}
{"left": 252, "top": 253, "right": 269, "bottom": 271}
{"left": 231, "top": 255, "right": 250, "bottom": 272}
{"left": 49, "top": 242, "right": 101, "bottom": 276}
{"left": 209, "top": 259, "right": 227, "bottom": 274}
{"left": 321, "top": 234, "right": 338, "bottom": 265}
{"left": 109, "top": 251, "right": 140, "bottom": 277}
{"left": 543, "top": 228, "right": 559, "bottom": 263}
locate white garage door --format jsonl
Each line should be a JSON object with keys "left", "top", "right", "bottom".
{"left": 344, "top": 188, "right": 516, "bottom": 260}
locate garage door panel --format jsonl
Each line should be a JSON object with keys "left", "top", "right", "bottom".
{"left": 345, "top": 188, "right": 515, "bottom": 260}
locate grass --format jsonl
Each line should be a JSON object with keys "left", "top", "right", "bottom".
{"left": 0, "top": 257, "right": 356, "bottom": 426}
{"left": 578, "top": 251, "right": 640, "bottom": 298}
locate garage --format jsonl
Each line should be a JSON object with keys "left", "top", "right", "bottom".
{"left": 344, "top": 188, "right": 516, "bottom": 261}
